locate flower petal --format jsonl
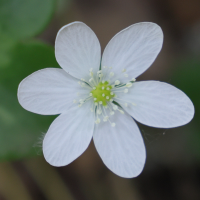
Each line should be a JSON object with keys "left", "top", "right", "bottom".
{"left": 101, "top": 22, "right": 163, "bottom": 83}
{"left": 93, "top": 111, "right": 146, "bottom": 178}
{"left": 55, "top": 22, "right": 101, "bottom": 80}
{"left": 116, "top": 81, "right": 194, "bottom": 128}
{"left": 43, "top": 101, "right": 95, "bottom": 166}
{"left": 18, "top": 68, "right": 90, "bottom": 115}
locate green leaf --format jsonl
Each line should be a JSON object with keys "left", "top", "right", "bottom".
{"left": 171, "top": 57, "right": 200, "bottom": 158}
{"left": 0, "top": 40, "right": 59, "bottom": 161}
{"left": 0, "top": 0, "right": 56, "bottom": 39}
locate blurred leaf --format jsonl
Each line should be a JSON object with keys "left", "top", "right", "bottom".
{"left": 0, "top": 0, "right": 56, "bottom": 39}
{"left": 171, "top": 57, "right": 200, "bottom": 158}
{"left": 0, "top": 40, "right": 59, "bottom": 161}
{"left": 171, "top": 57, "right": 200, "bottom": 120}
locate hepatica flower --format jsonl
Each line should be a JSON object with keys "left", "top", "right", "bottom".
{"left": 18, "top": 22, "right": 194, "bottom": 178}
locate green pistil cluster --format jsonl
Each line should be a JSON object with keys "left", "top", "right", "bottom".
{"left": 91, "top": 81, "right": 115, "bottom": 106}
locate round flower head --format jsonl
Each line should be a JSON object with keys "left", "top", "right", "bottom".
{"left": 18, "top": 22, "right": 194, "bottom": 178}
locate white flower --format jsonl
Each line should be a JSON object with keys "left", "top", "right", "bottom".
{"left": 17, "top": 22, "right": 194, "bottom": 178}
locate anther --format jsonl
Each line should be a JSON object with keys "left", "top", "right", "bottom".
{"left": 102, "top": 81, "right": 105, "bottom": 83}
{"left": 109, "top": 72, "right": 114, "bottom": 77}
{"left": 89, "top": 93, "right": 92, "bottom": 96}
{"left": 97, "top": 109, "right": 102, "bottom": 115}
{"left": 124, "top": 89, "right": 128, "bottom": 93}
{"left": 93, "top": 87, "right": 96, "bottom": 90}
{"left": 94, "top": 98, "right": 97, "bottom": 101}
{"left": 99, "top": 101, "right": 103, "bottom": 104}
{"left": 126, "top": 82, "right": 132, "bottom": 87}
{"left": 113, "top": 105, "right": 118, "bottom": 110}
{"left": 110, "top": 111, "right": 114, "bottom": 115}
{"left": 115, "top": 80, "right": 120, "bottom": 85}
{"left": 103, "top": 116, "right": 109, "bottom": 122}
{"left": 111, "top": 123, "right": 116, "bottom": 127}
{"left": 102, "top": 87, "right": 105, "bottom": 90}
{"left": 106, "top": 87, "right": 110, "bottom": 90}
{"left": 95, "top": 118, "right": 101, "bottom": 124}
{"left": 118, "top": 109, "right": 124, "bottom": 114}
{"left": 110, "top": 92, "right": 114, "bottom": 95}
{"left": 106, "top": 96, "right": 109, "bottom": 99}
{"left": 79, "top": 99, "right": 84, "bottom": 103}
{"left": 132, "top": 78, "right": 136, "bottom": 81}
{"left": 102, "top": 93, "right": 105, "bottom": 97}
{"left": 90, "top": 71, "right": 93, "bottom": 77}
{"left": 97, "top": 70, "right": 102, "bottom": 74}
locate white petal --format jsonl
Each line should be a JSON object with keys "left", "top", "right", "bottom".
{"left": 18, "top": 68, "right": 90, "bottom": 115}
{"left": 93, "top": 111, "right": 146, "bottom": 178}
{"left": 55, "top": 22, "right": 101, "bottom": 80}
{"left": 101, "top": 22, "right": 163, "bottom": 83}
{"left": 43, "top": 101, "right": 95, "bottom": 166}
{"left": 116, "top": 81, "right": 194, "bottom": 128}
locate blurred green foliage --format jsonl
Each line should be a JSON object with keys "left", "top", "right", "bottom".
{"left": 171, "top": 57, "right": 200, "bottom": 158}
{"left": 0, "top": 0, "right": 56, "bottom": 39}
{"left": 0, "top": 0, "right": 60, "bottom": 161}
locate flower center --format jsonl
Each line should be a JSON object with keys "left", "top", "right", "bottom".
{"left": 91, "top": 81, "right": 115, "bottom": 106}
{"left": 73, "top": 66, "right": 137, "bottom": 127}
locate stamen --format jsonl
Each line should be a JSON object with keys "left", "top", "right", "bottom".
{"left": 126, "top": 82, "right": 132, "bottom": 87}
{"left": 118, "top": 109, "right": 124, "bottom": 114}
{"left": 112, "top": 105, "right": 118, "bottom": 110}
{"left": 102, "top": 93, "right": 105, "bottom": 97}
{"left": 124, "top": 89, "right": 128, "bottom": 93}
{"left": 97, "top": 109, "right": 102, "bottom": 115}
{"left": 110, "top": 111, "right": 114, "bottom": 115}
{"left": 115, "top": 80, "right": 120, "bottom": 85}
{"left": 111, "top": 123, "right": 116, "bottom": 127}
{"left": 109, "top": 72, "right": 114, "bottom": 77}
{"left": 102, "top": 87, "right": 105, "bottom": 90}
{"left": 106, "top": 96, "right": 109, "bottom": 99}
{"left": 95, "top": 118, "right": 101, "bottom": 124}
{"left": 132, "top": 78, "right": 136, "bottom": 82}
{"left": 103, "top": 116, "right": 109, "bottom": 122}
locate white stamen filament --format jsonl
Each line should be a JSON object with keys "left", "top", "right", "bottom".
{"left": 76, "top": 65, "right": 135, "bottom": 127}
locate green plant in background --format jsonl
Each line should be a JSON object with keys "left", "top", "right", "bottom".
{"left": 0, "top": 0, "right": 59, "bottom": 161}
